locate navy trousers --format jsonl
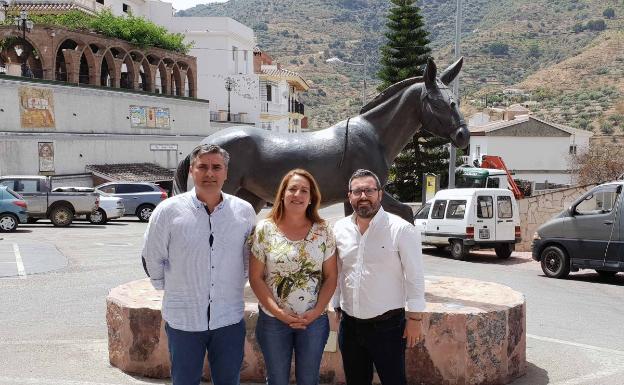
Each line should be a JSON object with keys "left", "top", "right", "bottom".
{"left": 165, "top": 319, "right": 246, "bottom": 385}
{"left": 338, "top": 310, "right": 407, "bottom": 385}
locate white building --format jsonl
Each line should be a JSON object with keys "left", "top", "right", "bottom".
{"left": 468, "top": 114, "right": 593, "bottom": 186}
{"left": 84, "top": 0, "right": 260, "bottom": 126}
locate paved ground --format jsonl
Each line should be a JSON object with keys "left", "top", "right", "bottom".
{"left": 0, "top": 205, "right": 623, "bottom": 385}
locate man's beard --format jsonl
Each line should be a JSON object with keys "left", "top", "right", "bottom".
{"left": 353, "top": 199, "right": 381, "bottom": 219}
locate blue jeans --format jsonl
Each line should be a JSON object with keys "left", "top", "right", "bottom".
{"left": 165, "top": 319, "right": 246, "bottom": 385}
{"left": 255, "top": 309, "right": 330, "bottom": 385}
{"left": 338, "top": 310, "right": 407, "bottom": 385}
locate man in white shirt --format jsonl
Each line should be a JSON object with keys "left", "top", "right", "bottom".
{"left": 142, "top": 144, "right": 256, "bottom": 385}
{"left": 333, "top": 169, "right": 426, "bottom": 385}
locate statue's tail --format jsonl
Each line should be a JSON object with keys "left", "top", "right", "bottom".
{"left": 173, "top": 154, "right": 191, "bottom": 196}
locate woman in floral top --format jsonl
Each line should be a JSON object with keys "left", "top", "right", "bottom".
{"left": 250, "top": 168, "right": 337, "bottom": 385}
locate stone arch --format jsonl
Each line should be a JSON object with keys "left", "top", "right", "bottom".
{"left": 185, "top": 66, "right": 196, "bottom": 97}
{"left": 0, "top": 34, "right": 44, "bottom": 78}
{"left": 154, "top": 60, "right": 168, "bottom": 94}
{"left": 130, "top": 51, "right": 151, "bottom": 91}
{"left": 77, "top": 45, "right": 98, "bottom": 85}
{"left": 119, "top": 53, "right": 136, "bottom": 90}
{"left": 100, "top": 48, "right": 117, "bottom": 87}
{"left": 171, "top": 63, "right": 182, "bottom": 96}
{"left": 54, "top": 38, "right": 81, "bottom": 82}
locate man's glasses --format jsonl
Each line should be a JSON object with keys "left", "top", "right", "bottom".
{"left": 349, "top": 188, "right": 379, "bottom": 197}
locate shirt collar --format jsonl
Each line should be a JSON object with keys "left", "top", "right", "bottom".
{"left": 349, "top": 206, "right": 386, "bottom": 229}
{"left": 190, "top": 188, "right": 227, "bottom": 211}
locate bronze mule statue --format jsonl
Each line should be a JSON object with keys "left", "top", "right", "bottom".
{"left": 173, "top": 57, "right": 469, "bottom": 222}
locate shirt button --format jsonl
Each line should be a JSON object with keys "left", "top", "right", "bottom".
{"left": 212, "top": 283, "right": 215, "bottom": 286}
{"left": 211, "top": 266, "right": 215, "bottom": 269}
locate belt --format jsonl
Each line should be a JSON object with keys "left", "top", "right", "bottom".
{"left": 345, "top": 308, "right": 404, "bottom": 324}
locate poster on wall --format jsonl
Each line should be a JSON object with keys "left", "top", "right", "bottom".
{"left": 38, "top": 142, "right": 55, "bottom": 172}
{"left": 129, "top": 105, "right": 170, "bottom": 129}
{"left": 19, "top": 87, "right": 56, "bottom": 129}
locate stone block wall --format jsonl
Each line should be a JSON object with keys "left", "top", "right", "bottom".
{"left": 517, "top": 184, "right": 597, "bottom": 251}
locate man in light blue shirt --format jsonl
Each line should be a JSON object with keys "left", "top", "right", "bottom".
{"left": 142, "top": 144, "right": 256, "bottom": 385}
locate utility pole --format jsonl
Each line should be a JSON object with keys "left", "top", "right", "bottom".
{"left": 448, "top": 0, "right": 462, "bottom": 188}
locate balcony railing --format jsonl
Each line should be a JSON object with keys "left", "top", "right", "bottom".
{"left": 288, "top": 99, "right": 305, "bottom": 115}
{"left": 210, "top": 111, "right": 250, "bottom": 124}
{"left": 261, "top": 102, "right": 283, "bottom": 115}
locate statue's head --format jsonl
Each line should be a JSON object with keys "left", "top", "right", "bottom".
{"left": 420, "top": 57, "right": 469, "bottom": 149}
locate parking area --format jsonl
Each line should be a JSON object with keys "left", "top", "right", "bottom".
{"left": 1, "top": 208, "right": 624, "bottom": 384}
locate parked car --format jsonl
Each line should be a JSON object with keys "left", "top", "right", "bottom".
{"left": 532, "top": 181, "right": 624, "bottom": 279}
{"left": 95, "top": 182, "right": 167, "bottom": 222}
{"left": 52, "top": 187, "right": 125, "bottom": 224}
{"left": 414, "top": 188, "right": 521, "bottom": 260}
{"left": 0, "top": 186, "right": 28, "bottom": 232}
{"left": 0, "top": 176, "right": 99, "bottom": 227}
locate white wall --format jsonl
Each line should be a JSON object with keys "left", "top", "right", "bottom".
{"left": 0, "top": 78, "right": 212, "bottom": 136}
{"left": 469, "top": 134, "right": 591, "bottom": 185}
{"left": 0, "top": 77, "right": 215, "bottom": 176}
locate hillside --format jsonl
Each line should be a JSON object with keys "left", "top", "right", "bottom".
{"left": 179, "top": 0, "right": 624, "bottom": 132}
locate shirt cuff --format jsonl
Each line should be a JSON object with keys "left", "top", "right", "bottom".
{"left": 150, "top": 278, "right": 164, "bottom": 290}
{"left": 406, "top": 298, "right": 426, "bottom": 312}
{"left": 330, "top": 296, "right": 340, "bottom": 310}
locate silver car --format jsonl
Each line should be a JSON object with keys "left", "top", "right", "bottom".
{"left": 95, "top": 182, "right": 168, "bottom": 222}
{"left": 52, "top": 187, "right": 125, "bottom": 224}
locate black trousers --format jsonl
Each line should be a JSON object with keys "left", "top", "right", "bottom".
{"left": 338, "top": 310, "right": 407, "bottom": 385}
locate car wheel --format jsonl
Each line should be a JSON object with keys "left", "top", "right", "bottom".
{"left": 495, "top": 244, "right": 513, "bottom": 259}
{"left": 0, "top": 213, "right": 18, "bottom": 232}
{"left": 87, "top": 208, "right": 107, "bottom": 224}
{"left": 595, "top": 270, "right": 617, "bottom": 278}
{"left": 136, "top": 204, "right": 155, "bottom": 222}
{"left": 50, "top": 205, "right": 73, "bottom": 227}
{"left": 450, "top": 239, "right": 468, "bottom": 260}
{"left": 540, "top": 245, "right": 570, "bottom": 278}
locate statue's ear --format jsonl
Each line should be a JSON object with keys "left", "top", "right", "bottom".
{"left": 423, "top": 57, "right": 437, "bottom": 90}
{"left": 440, "top": 57, "right": 464, "bottom": 86}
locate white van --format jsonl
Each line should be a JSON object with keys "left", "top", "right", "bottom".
{"left": 413, "top": 188, "right": 521, "bottom": 260}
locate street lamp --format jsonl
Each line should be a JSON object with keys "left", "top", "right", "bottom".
{"left": 14, "top": 10, "right": 34, "bottom": 77}
{"left": 325, "top": 57, "right": 367, "bottom": 108}
{"left": 224, "top": 77, "right": 235, "bottom": 122}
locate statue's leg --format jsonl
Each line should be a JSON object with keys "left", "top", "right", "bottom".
{"left": 235, "top": 188, "right": 267, "bottom": 214}
{"left": 381, "top": 190, "right": 414, "bottom": 224}
{"left": 343, "top": 201, "right": 354, "bottom": 217}
{"left": 173, "top": 154, "right": 191, "bottom": 196}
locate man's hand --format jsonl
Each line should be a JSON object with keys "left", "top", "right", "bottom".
{"left": 403, "top": 319, "right": 423, "bottom": 348}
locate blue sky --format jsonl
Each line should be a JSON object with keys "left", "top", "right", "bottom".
{"left": 169, "top": 0, "right": 227, "bottom": 11}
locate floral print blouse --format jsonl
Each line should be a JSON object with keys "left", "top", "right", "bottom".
{"left": 251, "top": 219, "right": 336, "bottom": 317}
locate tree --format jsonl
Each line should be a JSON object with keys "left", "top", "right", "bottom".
{"left": 570, "top": 146, "right": 624, "bottom": 185}
{"left": 603, "top": 8, "right": 615, "bottom": 19}
{"left": 377, "top": 0, "right": 448, "bottom": 202}
{"left": 489, "top": 42, "right": 509, "bottom": 56}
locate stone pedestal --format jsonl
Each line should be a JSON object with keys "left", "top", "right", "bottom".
{"left": 106, "top": 276, "right": 526, "bottom": 384}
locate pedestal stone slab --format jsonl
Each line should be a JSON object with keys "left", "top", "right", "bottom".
{"left": 106, "top": 277, "right": 526, "bottom": 385}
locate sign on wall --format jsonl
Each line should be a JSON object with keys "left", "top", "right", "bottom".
{"left": 130, "top": 105, "right": 170, "bottom": 129}
{"left": 38, "top": 142, "right": 55, "bottom": 172}
{"left": 19, "top": 87, "right": 56, "bottom": 129}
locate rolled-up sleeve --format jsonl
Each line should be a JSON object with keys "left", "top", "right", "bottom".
{"left": 398, "top": 225, "right": 426, "bottom": 312}
{"left": 141, "top": 205, "right": 170, "bottom": 290}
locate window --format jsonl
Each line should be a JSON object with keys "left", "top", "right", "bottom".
{"left": 6, "top": 188, "right": 21, "bottom": 199}
{"left": 475, "top": 145, "right": 481, "bottom": 160}
{"left": 99, "top": 185, "right": 116, "bottom": 194}
{"left": 431, "top": 200, "right": 447, "bottom": 219}
{"left": 414, "top": 203, "right": 431, "bottom": 220}
{"left": 266, "top": 84, "right": 272, "bottom": 102}
{"left": 96, "top": 0, "right": 104, "bottom": 4}
{"left": 486, "top": 178, "right": 500, "bottom": 188}
{"left": 446, "top": 200, "right": 467, "bottom": 219}
{"left": 497, "top": 196, "right": 513, "bottom": 218}
{"left": 477, "top": 196, "right": 493, "bottom": 218}
{"left": 569, "top": 145, "right": 577, "bottom": 155}
{"left": 14, "top": 179, "right": 39, "bottom": 193}
{"left": 117, "top": 184, "right": 153, "bottom": 193}
{"left": 122, "top": 3, "right": 130, "bottom": 13}
{"left": 576, "top": 189, "right": 619, "bottom": 215}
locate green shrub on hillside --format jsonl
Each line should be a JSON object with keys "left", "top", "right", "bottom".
{"left": 603, "top": 8, "right": 615, "bottom": 19}
{"left": 2, "top": 10, "right": 192, "bottom": 54}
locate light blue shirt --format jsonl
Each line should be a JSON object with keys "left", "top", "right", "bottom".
{"left": 142, "top": 189, "right": 256, "bottom": 332}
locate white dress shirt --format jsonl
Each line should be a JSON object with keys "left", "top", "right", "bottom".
{"left": 142, "top": 189, "right": 256, "bottom": 332}
{"left": 333, "top": 207, "right": 425, "bottom": 319}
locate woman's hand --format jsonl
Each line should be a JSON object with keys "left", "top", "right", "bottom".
{"left": 276, "top": 308, "right": 307, "bottom": 329}
{"left": 298, "top": 307, "right": 324, "bottom": 326}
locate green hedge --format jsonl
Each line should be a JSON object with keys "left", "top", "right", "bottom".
{"left": 2, "top": 10, "right": 193, "bottom": 54}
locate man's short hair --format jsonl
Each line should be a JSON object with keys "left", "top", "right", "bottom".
{"left": 190, "top": 144, "right": 230, "bottom": 167}
{"left": 348, "top": 169, "right": 382, "bottom": 190}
